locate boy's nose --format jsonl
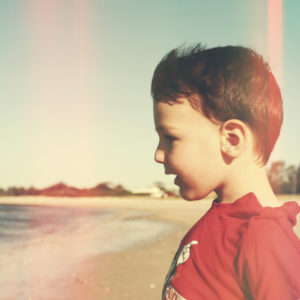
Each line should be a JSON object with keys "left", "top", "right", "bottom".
{"left": 154, "top": 145, "right": 165, "bottom": 164}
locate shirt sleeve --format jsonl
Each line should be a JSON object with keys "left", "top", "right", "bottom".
{"left": 236, "top": 218, "right": 300, "bottom": 300}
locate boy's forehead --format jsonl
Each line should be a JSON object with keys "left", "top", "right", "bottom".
{"left": 154, "top": 101, "right": 181, "bottom": 129}
{"left": 154, "top": 100, "right": 202, "bottom": 128}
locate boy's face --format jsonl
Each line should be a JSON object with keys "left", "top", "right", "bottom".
{"left": 154, "top": 99, "right": 225, "bottom": 200}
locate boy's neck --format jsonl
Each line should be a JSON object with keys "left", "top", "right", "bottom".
{"left": 215, "top": 164, "right": 280, "bottom": 207}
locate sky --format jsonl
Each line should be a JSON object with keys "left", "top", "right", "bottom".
{"left": 0, "top": 0, "right": 299, "bottom": 190}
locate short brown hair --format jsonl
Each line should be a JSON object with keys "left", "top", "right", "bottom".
{"left": 151, "top": 44, "right": 283, "bottom": 165}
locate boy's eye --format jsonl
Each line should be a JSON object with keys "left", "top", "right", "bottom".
{"left": 165, "top": 135, "right": 176, "bottom": 142}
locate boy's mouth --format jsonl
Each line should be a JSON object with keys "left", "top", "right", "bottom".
{"left": 174, "top": 175, "right": 180, "bottom": 185}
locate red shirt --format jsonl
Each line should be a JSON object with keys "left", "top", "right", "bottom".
{"left": 162, "top": 193, "right": 300, "bottom": 300}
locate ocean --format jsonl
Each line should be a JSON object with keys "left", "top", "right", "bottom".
{"left": 0, "top": 198, "right": 173, "bottom": 299}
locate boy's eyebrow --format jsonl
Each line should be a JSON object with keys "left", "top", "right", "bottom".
{"left": 155, "top": 125, "right": 177, "bottom": 132}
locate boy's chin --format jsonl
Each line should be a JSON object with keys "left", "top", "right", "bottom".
{"left": 180, "top": 188, "right": 208, "bottom": 201}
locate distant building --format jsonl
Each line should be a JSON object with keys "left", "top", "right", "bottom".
{"left": 130, "top": 186, "right": 168, "bottom": 198}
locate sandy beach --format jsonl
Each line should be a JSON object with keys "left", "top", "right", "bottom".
{"left": 0, "top": 195, "right": 299, "bottom": 300}
{"left": 67, "top": 197, "right": 214, "bottom": 300}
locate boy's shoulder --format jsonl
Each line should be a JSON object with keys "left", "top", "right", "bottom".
{"left": 239, "top": 200, "right": 300, "bottom": 243}
{"left": 235, "top": 201, "right": 300, "bottom": 299}
{"left": 182, "top": 194, "right": 300, "bottom": 250}
{"left": 238, "top": 212, "right": 300, "bottom": 255}
{"left": 235, "top": 200, "right": 300, "bottom": 277}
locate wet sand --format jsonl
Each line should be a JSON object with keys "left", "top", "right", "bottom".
{"left": 63, "top": 195, "right": 300, "bottom": 300}
{"left": 63, "top": 197, "right": 213, "bottom": 300}
{"left": 55, "top": 197, "right": 213, "bottom": 300}
{"left": 0, "top": 196, "right": 213, "bottom": 299}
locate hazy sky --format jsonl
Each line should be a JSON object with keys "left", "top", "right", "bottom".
{"left": 1, "top": 0, "right": 299, "bottom": 190}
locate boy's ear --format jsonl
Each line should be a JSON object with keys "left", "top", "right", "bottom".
{"left": 220, "top": 119, "right": 247, "bottom": 162}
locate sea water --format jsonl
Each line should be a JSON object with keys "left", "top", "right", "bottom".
{"left": 0, "top": 199, "right": 173, "bottom": 299}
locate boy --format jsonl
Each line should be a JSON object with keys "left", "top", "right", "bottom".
{"left": 151, "top": 45, "right": 300, "bottom": 300}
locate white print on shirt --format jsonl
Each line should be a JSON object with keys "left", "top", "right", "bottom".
{"left": 162, "top": 240, "right": 199, "bottom": 299}
{"left": 177, "top": 240, "right": 198, "bottom": 266}
{"left": 165, "top": 284, "right": 186, "bottom": 300}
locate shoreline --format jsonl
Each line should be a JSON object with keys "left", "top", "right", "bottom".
{"left": 59, "top": 199, "right": 212, "bottom": 300}
{"left": 0, "top": 193, "right": 298, "bottom": 205}
{"left": 60, "top": 198, "right": 213, "bottom": 300}
{"left": 67, "top": 222, "right": 186, "bottom": 300}
{"left": 0, "top": 197, "right": 213, "bottom": 299}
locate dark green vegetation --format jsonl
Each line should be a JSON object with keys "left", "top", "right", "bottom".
{"left": 267, "top": 161, "right": 300, "bottom": 194}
